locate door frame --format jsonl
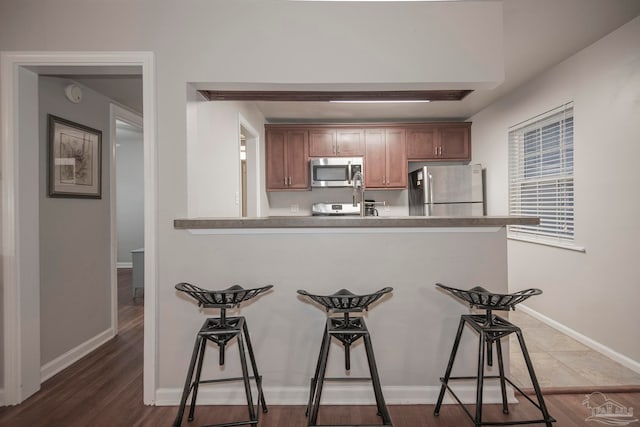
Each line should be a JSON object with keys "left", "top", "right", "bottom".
{"left": 0, "top": 51, "right": 158, "bottom": 405}
{"left": 110, "top": 104, "right": 144, "bottom": 335}
{"left": 238, "top": 114, "right": 261, "bottom": 217}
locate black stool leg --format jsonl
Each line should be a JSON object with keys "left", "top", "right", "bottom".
{"left": 237, "top": 328, "right": 257, "bottom": 421}
{"left": 309, "top": 326, "right": 332, "bottom": 425}
{"left": 515, "top": 330, "right": 553, "bottom": 427}
{"left": 306, "top": 323, "right": 329, "bottom": 418}
{"left": 434, "top": 317, "right": 466, "bottom": 416}
{"left": 242, "top": 320, "right": 268, "bottom": 413}
{"left": 475, "top": 331, "right": 486, "bottom": 426}
{"left": 174, "top": 335, "right": 204, "bottom": 427}
{"left": 495, "top": 337, "right": 509, "bottom": 414}
{"left": 363, "top": 331, "right": 392, "bottom": 425}
{"left": 187, "top": 336, "right": 208, "bottom": 421}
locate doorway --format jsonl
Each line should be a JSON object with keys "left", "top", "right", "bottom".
{"left": 238, "top": 114, "right": 260, "bottom": 217}
{"left": 1, "top": 52, "right": 157, "bottom": 406}
{"left": 112, "top": 106, "right": 145, "bottom": 331}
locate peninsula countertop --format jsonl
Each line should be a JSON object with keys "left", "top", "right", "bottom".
{"left": 174, "top": 215, "right": 538, "bottom": 230}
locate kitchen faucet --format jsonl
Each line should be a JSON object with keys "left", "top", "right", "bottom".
{"left": 352, "top": 170, "right": 365, "bottom": 217}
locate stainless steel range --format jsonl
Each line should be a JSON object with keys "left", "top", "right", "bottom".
{"left": 311, "top": 202, "right": 361, "bottom": 216}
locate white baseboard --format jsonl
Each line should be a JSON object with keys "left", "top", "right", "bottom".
{"left": 519, "top": 304, "right": 640, "bottom": 375}
{"left": 40, "top": 328, "right": 115, "bottom": 383}
{"left": 117, "top": 262, "right": 133, "bottom": 268}
{"left": 155, "top": 384, "right": 516, "bottom": 406}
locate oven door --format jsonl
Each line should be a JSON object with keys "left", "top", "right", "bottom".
{"left": 310, "top": 157, "right": 362, "bottom": 188}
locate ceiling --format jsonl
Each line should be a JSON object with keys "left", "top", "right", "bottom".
{"left": 58, "top": 0, "right": 640, "bottom": 122}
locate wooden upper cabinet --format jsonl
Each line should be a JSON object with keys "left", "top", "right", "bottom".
{"left": 439, "top": 125, "right": 470, "bottom": 160}
{"left": 266, "top": 129, "right": 287, "bottom": 190}
{"left": 407, "top": 123, "right": 471, "bottom": 161}
{"left": 364, "top": 129, "right": 386, "bottom": 188}
{"left": 336, "top": 129, "right": 364, "bottom": 156}
{"left": 364, "top": 128, "right": 407, "bottom": 189}
{"left": 309, "top": 128, "right": 364, "bottom": 157}
{"left": 267, "top": 122, "right": 469, "bottom": 191}
{"left": 385, "top": 128, "right": 407, "bottom": 188}
{"left": 286, "top": 130, "right": 310, "bottom": 189}
{"left": 266, "top": 128, "right": 309, "bottom": 191}
{"left": 309, "top": 129, "right": 336, "bottom": 157}
{"left": 407, "top": 126, "right": 438, "bottom": 159}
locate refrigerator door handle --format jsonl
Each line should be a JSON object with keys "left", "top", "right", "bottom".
{"left": 427, "top": 172, "right": 434, "bottom": 216}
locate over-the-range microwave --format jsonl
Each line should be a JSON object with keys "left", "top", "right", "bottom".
{"left": 310, "top": 157, "right": 363, "bottom": 188}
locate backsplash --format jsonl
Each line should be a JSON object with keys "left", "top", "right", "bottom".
{"left": 267, "top": 188, "right": 409, "bottom": 217}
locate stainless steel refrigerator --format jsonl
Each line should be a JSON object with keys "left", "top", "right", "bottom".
{"left": 408, "top": 164, "right": 485, "bottom": 216}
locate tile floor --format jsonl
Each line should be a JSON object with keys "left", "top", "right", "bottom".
{"left": 506, "top": 310, "right": 640, "bottom": 388}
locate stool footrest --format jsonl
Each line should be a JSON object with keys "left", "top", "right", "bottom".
{"left": 197, "top": 375, "right": 261, "bottom": 386}
{"left": 199, "top": 419, "right": 258, "bottom": 427}
{"left": 309, "top": 424, "right": 392, "bottom": 427}
{"left": 438, "top": 380, "right": 555, "bottom": 426}
{"left": 319, "top": 377, "right": 373, "bottom": 382}
{"left": 174, "top": 315, "right": 268, "bottom": 427}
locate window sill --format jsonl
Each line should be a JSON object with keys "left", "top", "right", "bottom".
{"left": 507, "top": 234, "right": 586, "bottom": 253}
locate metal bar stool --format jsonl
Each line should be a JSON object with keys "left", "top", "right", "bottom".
{"left": 433, "top": 283, "right": 555, "bottom": 427}
{"left": 297, "top": 287, "right": 394, "bottom": 427}
{"left": 173, "top": 282, "right": 273, "bottom": 427}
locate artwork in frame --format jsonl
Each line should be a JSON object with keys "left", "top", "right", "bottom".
{"left": 48, "top": 114, "right": 102, "bottom": 198}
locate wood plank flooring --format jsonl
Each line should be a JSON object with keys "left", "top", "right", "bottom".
{"left": 1, "top": 269, "right": 638, "bottom": 426}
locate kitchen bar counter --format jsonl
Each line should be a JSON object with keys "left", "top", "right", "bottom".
{"left": 174, "top": 215, "right": 538, "bottom": 230}
{"left": 165, "top": 215, "right": 534, "bottom": 406}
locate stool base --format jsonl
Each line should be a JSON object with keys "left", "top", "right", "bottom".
{"left": 306, "top": 315, "right": 392, "bottom": 427}
{"left": 173, "top": 316, "right": 267, "bottom": 427}
{"left": 434, "top": 314, "right": 554, "bottom": 427}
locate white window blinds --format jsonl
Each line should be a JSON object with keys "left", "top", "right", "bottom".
{"left": 508, "top": 103, "right": 574, "bottom": 241}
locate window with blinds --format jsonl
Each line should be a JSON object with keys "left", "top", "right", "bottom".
{"left": 508, "top": 103, "right": 574, "bottom": 242}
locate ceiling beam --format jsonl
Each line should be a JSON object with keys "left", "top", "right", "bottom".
{"left": 199, "top": 90, "right": 473, "bottom": 102}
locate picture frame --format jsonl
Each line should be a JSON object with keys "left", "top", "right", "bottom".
{"left": 48, "top": 114, "right": 102, "bottom": 198}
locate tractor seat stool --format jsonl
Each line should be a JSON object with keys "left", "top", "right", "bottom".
{"left": 433, "top": 283, "right": 555, "bottom": 427}
{"left": 173, "top": 282, "right": 273, "bottom": 427}
{"left": 297, "top": 287, "right": 394, "bottom": 427}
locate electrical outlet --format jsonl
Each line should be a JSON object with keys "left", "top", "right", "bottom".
{"left": 290, "top": 203, "right": 299, "bottom": 213}
{"left": 235, "top": 192, "right": 240, "bottom": 205}
{"left": 385, "top": 203, "right": 391, "bottom": 212}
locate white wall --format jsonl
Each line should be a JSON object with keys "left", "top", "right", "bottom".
{"left": 471, "top": 16, "right": 640, "bottom": 363}
{"left": 0, "top": 0, "right": 506, "bottom": 402}
{"left": 187, "top": 94, "right": 268, "bottom": 218}
{"left": 38, "top": 76, "right": 113, "bottom": 366}
{"left": 116, "top": 122, "right": 144, "bottom": 264}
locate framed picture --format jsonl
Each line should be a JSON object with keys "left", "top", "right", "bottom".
{"left": 48, "top": 115, "right": 102, "bottom": 198}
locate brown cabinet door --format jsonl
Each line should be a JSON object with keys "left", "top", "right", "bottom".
{"left": 407, "top": 126, "right": 438, "bottom": 160}
{"left": 385, "top": 128, "right": 407, "bottom": 188}
{"left": 286, "top": 130, "right": 309, "bottom": 189}
{"left": 439, "top": 125, "right": 470, "bottom": 160}
{"left": 309, "top": 128, "right": 336, "bottom": 157}
{"left": 364, "top": 129, "right": 386, "bottom": 188}
{"left": 266, "top": 130, "right": 287, "bottom": 190}
{"left": 336, "top": 129, "right": 364, "bottom": 156}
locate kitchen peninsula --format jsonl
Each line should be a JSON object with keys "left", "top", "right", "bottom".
{"left": 167, "top": 216, "right": 536, "bottom": 406}
{"left": 174, "top": 215, "right": 535, "bottom": 230}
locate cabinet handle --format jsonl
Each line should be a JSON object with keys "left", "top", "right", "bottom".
{"left": 288, "top": 176, "right": 292, "bottom": 185}
{"left": 439, "top": 146, "right": 443, "bottom": 156}
{"left": 434, "top": 145, "right": 438, "bottom": 156}
{"left": 284, "top": 177, "right": 287, "bottom": 186}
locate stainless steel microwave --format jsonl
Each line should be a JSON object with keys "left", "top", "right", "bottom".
{"left": 310, "top": 157, "right": 363, "bottom": 188}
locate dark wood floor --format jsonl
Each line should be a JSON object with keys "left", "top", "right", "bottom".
{"left": 1, "top": 269, "right": 638, "bottom": 426}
